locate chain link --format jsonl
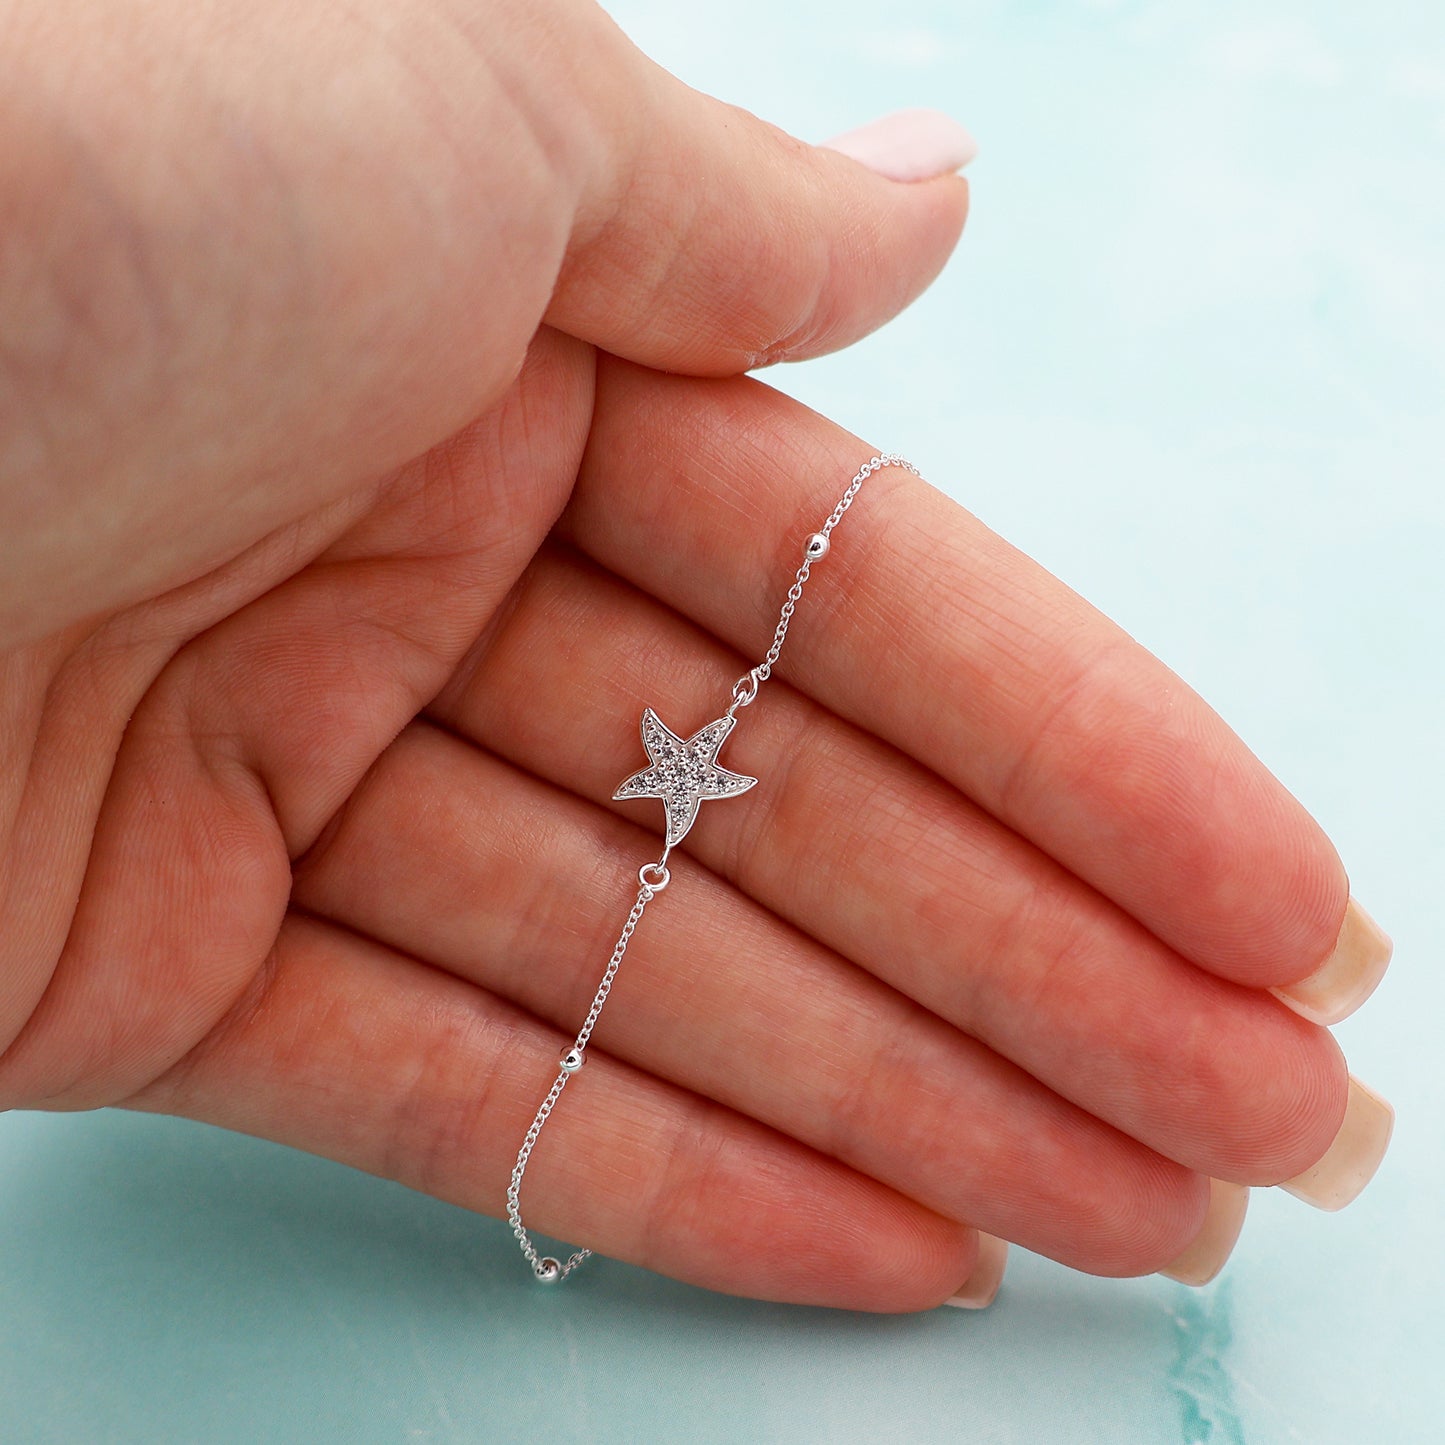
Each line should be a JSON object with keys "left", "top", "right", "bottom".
{"left": 506, "top": 454, "right": 917, "bottom": 1283}
{"left": 730, "top": 453, "right": 918, "bottom": 711}
{"left": 506, "top": 866, "right": 668, "bottom": 1282}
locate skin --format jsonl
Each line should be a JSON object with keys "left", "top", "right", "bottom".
{"left": 0, "top": 0, "right": 1351, "bottom": 1311}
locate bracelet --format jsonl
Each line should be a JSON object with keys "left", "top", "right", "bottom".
{"left": 506, "top": 453, "right": 921, "bottom": 1283}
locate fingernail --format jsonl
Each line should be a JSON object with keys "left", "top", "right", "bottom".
{"left": 1280, "top": 1074, "right": 1394, "bottom": 1211}
{"left": 943, "top": 1231, "right": 1007, "bottom": 1309}
{"left": 1271, "top": 898, "right": 1393, "bottom": 1026}
{"left": 1158, "top": 1180, "right": 1250, "bottom": 1286}
{"left": 821, "top": 108, "right": 979, "bottom": 183}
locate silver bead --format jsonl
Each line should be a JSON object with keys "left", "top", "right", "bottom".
{"left": 537, "top": 1257, "right": 562, "bottom": 1283}
{"left": 559, "top": 1047, "right": 585, "bottom": 1074}
{"left": 804, "top": 532, "right": 830, "bottom": 561}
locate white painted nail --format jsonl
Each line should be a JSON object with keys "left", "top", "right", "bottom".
{"left": 1279, "top": 1075, "right": 1394, "bottom": 1211}
{"left": 943, "top": 1232, "right": 1007, "bottom": 1309}
{"left": 821, "top": 108, "right": 978, "bottom": 182}
{"left": 1271, "top": 898, "right": 1393, "bottom": 1027}
{"left": 1158, "top": 1180, "right": 1250, "bottom": 1287}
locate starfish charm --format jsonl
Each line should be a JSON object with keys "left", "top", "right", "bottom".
{"left": 613, "top": 707, "right": 758, "bottom": 848}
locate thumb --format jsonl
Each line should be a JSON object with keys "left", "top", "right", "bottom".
{"left": 551, "top": 23, "right": 976, "bottom": 372}
{"left": 0, "top": 0, "right": 972, "bottom": 647}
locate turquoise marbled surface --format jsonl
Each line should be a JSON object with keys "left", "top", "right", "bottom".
{"left": 3, "top": 2, "right": 1442, "bottom": 1440}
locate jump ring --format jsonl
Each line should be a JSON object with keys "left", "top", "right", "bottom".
{"left": 730, "top": 669, "right": 760, "bottom": 707}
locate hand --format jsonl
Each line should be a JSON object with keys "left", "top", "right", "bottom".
{"left": 0, "top": 1, "right": 1390, "bottom": 1313}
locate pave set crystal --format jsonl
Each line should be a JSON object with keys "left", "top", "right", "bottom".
{"left": 612, "top": 707, "right": 758, "bottom": 848}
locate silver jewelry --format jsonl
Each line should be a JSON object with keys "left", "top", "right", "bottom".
{"left": 506, "top": 453, "right": 920, "bottom": 1283}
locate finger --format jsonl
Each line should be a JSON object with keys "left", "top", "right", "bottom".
{"left": 559, "top": 360, "right": 1354, "bottom": 994}
{"left": 548, "top": 48, "right": 974, "bottom": 371}
{"left": 293, "top": 720, "right": 1207, "bottom": 1276}
{"left": 128, "top": 912, "right": 983, "bottom": 1313}
{"left": 419, "top": 543, "right": 1344, "bottom": 1185}
{"left": 3, "top": 0, "right": 967, "bottom": 645}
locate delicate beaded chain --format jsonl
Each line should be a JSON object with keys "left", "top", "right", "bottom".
{"left": 506, "top": 453, "right": 920, "bottom": 1284}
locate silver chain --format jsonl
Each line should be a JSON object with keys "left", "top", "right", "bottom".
{"left": 505, "top": 863, "right": 668, "bottom": 1281}
{"left": 506, "top": 453, "right": 919, "bottom": 1284}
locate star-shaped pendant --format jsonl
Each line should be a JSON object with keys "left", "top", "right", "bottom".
{"left": 613, "top": 707, "right": 758, "bottom": 848}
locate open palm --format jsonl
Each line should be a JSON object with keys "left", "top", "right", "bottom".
{"left": 0, "top": 0, "right": 1378, "bottom": 1313}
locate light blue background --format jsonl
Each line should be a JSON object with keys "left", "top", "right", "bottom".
{"left": 3, "top": 2, "right": 1442, "bottom": 1441}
